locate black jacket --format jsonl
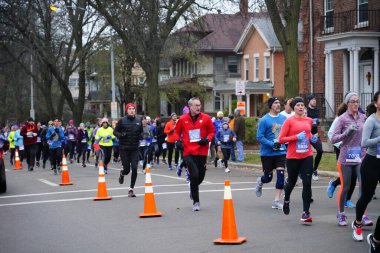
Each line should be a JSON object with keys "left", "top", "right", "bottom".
{"left": 156, "top": 124, "right": 166, "bottom": 143}
{"left": 307, "top": 106, "right": 320, "bottom": 134}
{"left": 113, "top": 115, "right": 143, "bottom": 150}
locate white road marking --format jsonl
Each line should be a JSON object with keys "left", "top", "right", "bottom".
{"left": 38, "top": 179, "right": 59, "bottom": 187}
{"left": 0, "top": 185, "right": 336, "bottom": 207}
{"left": 5, "top": 169, "right": 10, "bottom": 172}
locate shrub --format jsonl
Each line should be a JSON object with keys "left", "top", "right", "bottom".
{"left": 244, "top": 117, "right": 259, "bottom": 145}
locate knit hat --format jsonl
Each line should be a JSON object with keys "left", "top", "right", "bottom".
{"left": 145, "top": 116, "right": 151, "bottom": 122}
{"left": 171, "top": 112, "right": 177, "bottom": 118}
{"left": 125, "top": 103, "right": 136, "bottom": 110}
{"left": 307, "top": 94, "right": 316, "bottom": 102}
{"left": 217, "top": 111, "right": 224, "bottom": 117}
{"left": 182, "top": 106, "right": 189, "bottom": 115}
{"left": 268, "top": 97, "right": 279, "bottom": 108}
{"left": 100, "top": 118, "right": 109, "bottom": 124}
{"left": 344, "top": 92, "right": 359, "bottom": 104}
{"left": 290, "top": 97, "right": 305, "bottom": 110}
{"left": 222, "top": 122, "right": 229, "bottom": 127}
{"left": 28, "top": 117, "right": 34, "bottom": 122}
{"left": 79, "top": 123, "right": 85, "bottom": 128}
{"left": 69, "top": 119, "right": 74, "bottom": 125}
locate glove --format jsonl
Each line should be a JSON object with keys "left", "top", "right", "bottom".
{"left": 312, "top": 118, "right": 318, "bottom": 125}
{"left": 106, "top": 135, "right": 112, "bottom": 139}
{"left": 169, "top": 129, "right": 175, "bottom": 134}
{"left": 296, "top": 131, "right": 306, "bottom": 141}
{"left": 198, "top": 138, "right": 209, "bottom": 146}
{"left": 273, "top": 139, "right": 281, "bottom": 150}
{"left": 344, "top": 124, "right": 358, "bottom": 137}
{"left": 33, "top": 133, "right": 37, "bottom": 137}
{"left": 176, "top": 141, "right": 183, "bottom": 151}
{"left": 311, "top": 135, "right": 318, "bottom": 143}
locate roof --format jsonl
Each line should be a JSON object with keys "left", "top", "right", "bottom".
{"left": 234, "top": 16, "right": 303, "bottom": 52}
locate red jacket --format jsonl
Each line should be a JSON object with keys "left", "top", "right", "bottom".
{"left": 164, "top": 119, "right": 179, "bottom": 143}
{"left": 175, "top": 112, "right": 215, "bottom": 157}
{"left": 21, "top": 122, "right": 38, "bottom": 146}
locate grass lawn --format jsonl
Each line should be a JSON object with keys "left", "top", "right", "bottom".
{"left": 244, "top": 152, "right": 338, "bottom": 172}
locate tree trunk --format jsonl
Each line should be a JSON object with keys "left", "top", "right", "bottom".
{"left": 75, "top": 56, "right": 86, "bottom": 123}
{"left": 57, "top": 94, "right": 65, "bottom": 119}
{"left": 145, "top": 56, "right": 160, "bottom": 117}
{"left": 283, "top": 43, "right": 299, "bottom": 98}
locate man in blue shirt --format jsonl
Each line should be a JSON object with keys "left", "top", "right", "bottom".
{"left": 256, "top": 97, "right": 287, "bottom": 210}
{"left": 46, "top": 118, "right": 65, "bottom": 175}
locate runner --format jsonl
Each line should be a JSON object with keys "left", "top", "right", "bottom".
{"left": 111, "top": 120, "right": 120, "bottom": 163}
{"left": 65, "top": 119, "right": 77, "bottom": 163}
{"left": 94, "top": 118, "right": 114, "bottom": 174}
{"left": 20, "top": 118, "right": 38, "bottom": 171}
{"left": 114, "top": 103, "right": 143, "bottom": 198}
{"left": 155, "top": 117, "right": 167, "bottom": 165}
{"left": 213, "top": 111, "right": 226, "bottom": 168}
{"left": 175, "top": 97, "right": 215, "bottom": 211}
{"left": 45, "top": 118, "right": 65, "bottom": 175}
{"left": 280, "top": 98, "right": 295, "bottom": 119}
{"left": 13, "top": 125, "right": 24, "bottom": 163}
{"left": 215, "top": 122, "right": 236, "bottom": 173}
{"left": 256, "top": 97, "right": 286, "bottom": 210}
{"left": 76, "top": 123, "right": 89, "bottom": 167}
{"left": 164, "top": 113, "right": 179, "bottom": 171}
{"left": 40, "top": 121, "right": 52, "bottom": 169}
{"left": 35, "top": 122, "right": 43, "bottom": 167}
{"left": 85, "top": 122, "right": 93, "bottom": 163}
{"left": 351, "top": 91, "right": 380, "bottom": 241}
{"left": 278, "top": 97, "right": 317, "bottom": 223}
{"left": 7, "top": 125, "right": 16, "bottom": 165}
{"left": 331, "top": 92, "right": 370, "bottom": 227}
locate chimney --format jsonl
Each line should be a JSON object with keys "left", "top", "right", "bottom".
{"left": 240, "top": 0, "right": 248, "bottom": 17}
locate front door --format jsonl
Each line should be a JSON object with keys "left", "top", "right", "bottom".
{"left": 359, "top": 62, "right": 373, "bottom": 108}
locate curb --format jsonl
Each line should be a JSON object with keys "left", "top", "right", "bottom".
{"left": 229, "top": 162, "right": 339, "bottom": 178}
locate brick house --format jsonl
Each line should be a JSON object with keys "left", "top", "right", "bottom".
{"left": 301, "top": 0, "right": 380, "bottom": 118}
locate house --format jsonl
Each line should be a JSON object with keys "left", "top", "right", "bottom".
{"left": 234, "top": 15, "right": 304, "bottom": 116}
{"left": 301, "top": 0, "right": 380, "bottom": 118}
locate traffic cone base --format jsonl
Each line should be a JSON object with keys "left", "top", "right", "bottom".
{"left": 139, "top": 167, "right": 162, "bottom": 218}
{"left": 213, "top": 237, "right": 247, "bottom": 244}
{"left": 14, "top": 149, "right": 22, "bottom": 170}
{"left": 93, "top": 160, "right": 112, "bottom": 201}
{"left": 60, "top": 154, "right": 73, "bottom": 186}
{"left": 94, "top": 196, "right": 112, "bottom": 201}
{"left": 139, "top": 211, "right": 162, "bottom": 218}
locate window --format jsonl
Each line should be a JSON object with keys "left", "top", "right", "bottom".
{"left": 254, "top": 56, "right": 259, "bottom": 81}
{"left": 69, "top": 78, "right": 78, "bottom": 87}
{"left": 358, "top": 0, "right": 368, "bottom": 25}
{"left": 264, "top": 56, "right": 270, "bottom": 80}
{"left": 214, "top": 92, "right": 221, "bottom": 111}
{"left": 244, "top": 58, "right": 249, "bottom": 80}
{"left": 324, "top": 0, "right": 334, "bottom": 29}
{"left": 227, "top": 56, "right": 238, "bottom": 73}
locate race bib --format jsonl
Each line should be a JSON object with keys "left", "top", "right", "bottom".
{"left": 296, "top": 139, "right": 309, "bottom": 153}
{"left": 346, "top": 146, "right": 362, "bottom": 163}
{"left": 223, "top": 134, "right": 230, "bottom": 142}
{"left": 140, "top": 139, "right": 147, "bottom": 146}
{"left": 377, "top": 144, "right": 380, "bottom": 159}
{"left": 19, "top": 145, "right": 24, "bottom": 150}
{"left": 69, "top": 134, "right": 75, "bottom": 140}
{"left": 27, "top": 132, "right": 33, "bottom": 138}
{"left": 87, "top": 144, "right": 91, "bottom": 151}
{"left": 81, "top": 138, "right": 87, "bottom": 143}
{"left": 162, "top": 142, "right": 167, "bottom": 149}
{"left": 189, "top": 129, "right": 201, "bottom": 143}
{"left": 103, "top": 138, "right": 109, "bottom": 143}
{"left": 37, "top": 137, "right": 41, "bottom": 142}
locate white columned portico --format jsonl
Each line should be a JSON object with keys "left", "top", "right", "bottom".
{"left": 349, "top": 48, "right": 354, "bottom": 91}
{"left": 246, "top": 93, "right": 250, "bottom": 117}
{"left": 374, "top": 48, "right": 379, "bottom": 91}
{"left": 353, "top": 47, "right": 360, "bottom": 93}
{"left": 228, "top": 94, "right": 232, "bottom": 115}
{"left": 328, "top": 50, "right": 335, "bottom": 117}
{"left": 325, "top": 50, "right": 334, "bottom": 118}
{"left": 343, "top": 52, "right": 349, "bottom": 96}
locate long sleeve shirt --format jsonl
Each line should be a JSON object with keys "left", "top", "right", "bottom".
{"left": 95, "top": 127, "right": 115, "bottom": 147}
{"left": 278, "top": 116, "right": 313, "bottom": 159}
{"left": 361, "top": 113, "right": 380, "bottom": 157}
{"left": 257, "top": 113, "right": 287, "bottom": 156}
{"left": 328, "top": 117, "right": 342, "bottom": 149}
{"left": 331, "top": 111, "right": 366, "bottom": 165}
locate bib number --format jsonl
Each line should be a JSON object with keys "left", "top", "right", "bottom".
{"left": 346, "top": 146, "right": 362, "bottom": 163}
{"left": 223, "top": 134, "right": 230, "bottom": 142}
{"left": 296, "top": 139, "right": 309, "bottom": 153}
{"left": 189, "top": 129, "right": 201, "bottom": 143}
{"left": 81, "top": 138, "right": 87, "bottom": 143}
{"left": 27, "top": 132, "right": 33, "bottom": 138}
{"left": 19, "top": 145, "right": 25, "bottom": 151}
{"left": 377, "top": 144, "right": 380, "bottom": 159}
{"left": 140, "top": 140, "right": 147, "bottom": 146}
{"left": 69, "top": 134, "right": 75, "bottom": 140}
{"left": 37, "top": 137, "right": 41, "bottom": 143}
{"left": 162, "top": 143, "right": 167, "bottom": 149}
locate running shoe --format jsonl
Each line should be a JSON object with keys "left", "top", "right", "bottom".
{"left": 128, "top": 189, "right": 136, "bottom": 198}
{"left": 283, "top": 201, "right": 290, "bottom": 215}
{"left": 367, "top": 233, "right": 380, "bottom": 253}
{"left": 168, "top": 165, "right": 172, "bottom": 171}
{"left": 362, "top": 215, "right": 374, "bottom": 227}
{"left": 224, "top": 167, "right": 230, "bottom": 173}
{"left": 327, "top": 180, "right": 336, "bottom": 198}
{"left": 193, "top": 202, "right": 200, "bottom": 211}
{"left": 312, "top": 171, "right": 319, "bottom": 181}
{"left": 271, "top": 200, "right": 283, "bottom": 210}
{"left": 185, "top": 170, "right": 190, "bottom": 183}
{"left": 119, "top": 171, "right": 124, "bottom": 184}
{"left": 352, "top": 221, "right": 363, "bottom": 241}
{"left": 255, "top": 177, "right": 263, "bottom": 197}
{"left": 345, "top": 200, "right": 356, "bottom": 208}
{"left": 337, "top": 212, "right": 347, "bottom": 226}
{"left": 53, "top": 169, "right": 57, "bottom": 175}
{"left": 162, "top": 159, "right": 167, "bottom": 164}
{"left": 214, "top": 159, "right": 218, "bottom": 168}
{"left": 300, "top": 212, "right": 313, "bottom": 223}
{"left": 176, "top": 165, "right": 182, "bottom": 177}
{"left": 36, "top": 161, "right": 40, "bottom": 167}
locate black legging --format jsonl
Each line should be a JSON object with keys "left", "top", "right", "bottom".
{"left": 311, "top": 138, "right": 323, "bottom": 172}
{"left": 167, "top": 142, "right": 179, "bottom": 166}
{"left": 184, "top": 155, "right": 207, "bottom": 204}
{"left": 285, "top": 156, "right": 313, "bottom": 212}
{"left": 120, "top": 149, "right": 139, "bottom": 189}
{"left": 68, "top": 140, "right": 76, "bottom": 160}
{"left": 35, "top": 142, "right": 43, "bottom": 162}
{"left": 42, "top": 144, "right": 50, "bottom": 165}
{"left": 374, "top": 216, "right": 380, "bottom": 241}
{"left": 25, "top": 144, "right": 37, "bottom": 167}
{"left": 221, "top": 147, "right": 231, "bottom": 168}
{"left": 332, "top": 146, "right": 356, "bottom": 200}
{"left": 9, "top": 148, "right": 15, "bottom": 164}
{"left": 100, "top": 146, "right": 112, "bottom": 170}
{"left": 356, "top": 154, "right": 380, "bottom": 222}
{"left": 77, "top": 142, "right": 87, "bottom": 164}
{"left": 49, "top": 147, "right": 62, "bottom": 170}
{"left": 156, "top": 142, "right": 167, "bottom": 161}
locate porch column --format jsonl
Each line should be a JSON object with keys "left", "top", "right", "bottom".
{"left": 349, "top": 48, "right": 354, "bottom": 91}
{"left": 228, "top": 94, "right": 232, "bottom": 115}
{"left": 353, "top": 47, "right": 361, "bottom": 93}
{"left": 246, "top": 93, "right": 250, "bottom": 117}
{"left": 324, "top": 50, "right": 331, "bottom": 118}
{"left": 328, "top": 50, "right": 335, "bottom": 117}
{"left": 374, "top": 48, "right": 379, "bottom": 91}
{"left": 343, "top": 51, "right": 349, "bottom": 96}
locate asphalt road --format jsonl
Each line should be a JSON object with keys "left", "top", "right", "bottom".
{"left": 0, "top": 155, "right": 378, "bottom": 253}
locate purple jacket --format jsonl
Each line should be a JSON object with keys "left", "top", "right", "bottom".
{"left": 331, "top": 111, "right": 366, "bottom": 166}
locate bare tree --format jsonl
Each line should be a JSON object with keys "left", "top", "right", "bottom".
{"left": 264, "top": 0, "right": 301, "bottom": 97}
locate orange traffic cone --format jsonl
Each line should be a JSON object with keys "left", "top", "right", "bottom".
{"left": 93, "top": 160, "right": 112, "bottom": 201}
{"left": 60, "top": 154, "right": 73, "bottom": 186}
{"left": 14, "top": 149, "right": 22, "bottom": 170}
{"left": 214, "top": 180, "right": 246, "bottom": 244}
{"left": 139, "top": 167, "right": 162, "bottom": 218}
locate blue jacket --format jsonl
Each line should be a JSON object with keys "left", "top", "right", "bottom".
{"left": 257, "top": 113, "right": 287, "bottom": 156}
{"left": 215, "top": 127, "right": 236, "bottom": 149}
{"left": 14, "top": 129, "right": 24, "bottom": 147}
{"left": 213, "top": 118, "right": 226, "bottom": 144}
{"left": 46, "top": 126, "right": 65, "bottom": 149}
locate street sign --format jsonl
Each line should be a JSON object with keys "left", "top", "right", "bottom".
{"left": 111, "top": 102, "right": 118, "bottom": 119}
{"left": 237, "top": 101, "right": 246, "bottom": 115}
{"left": 235, "top": 80, "right": 245, "bottom": 96}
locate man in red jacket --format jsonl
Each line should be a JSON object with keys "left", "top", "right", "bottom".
{"left": 175, "top": 97, "right": 215, "bottom": 211}
{"left": 21, "top": 118, "right": 39, "bottom": 171}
